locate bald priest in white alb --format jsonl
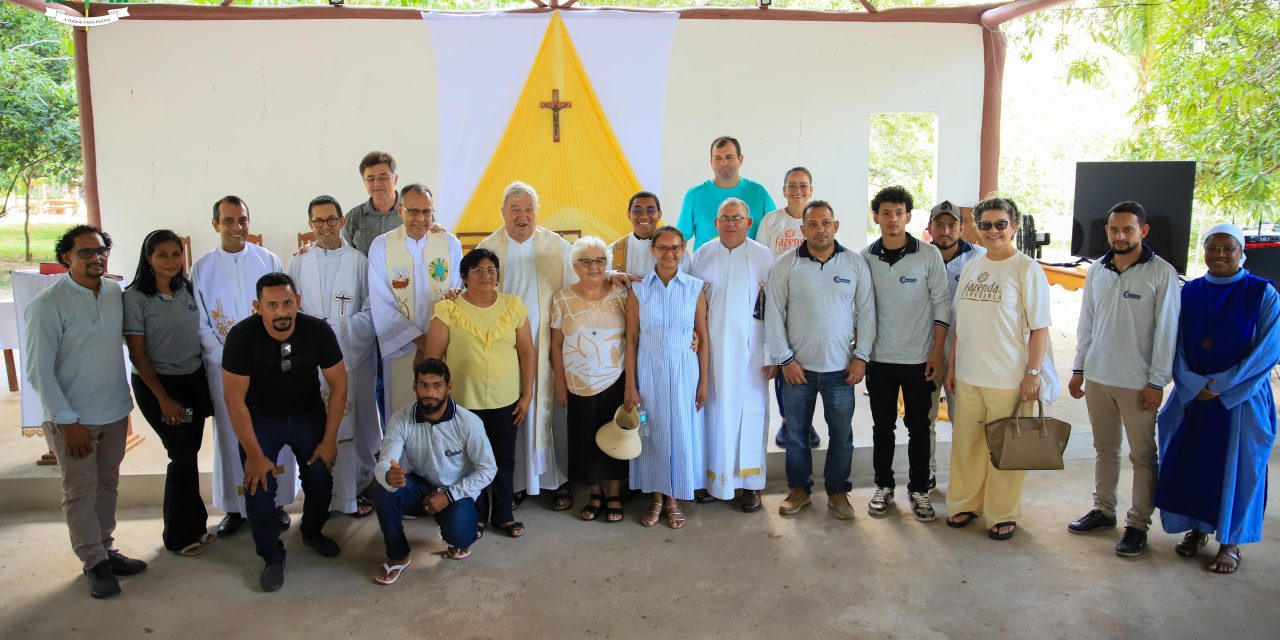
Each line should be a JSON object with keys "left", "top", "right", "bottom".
{"left": 689, "top": 198, "right": 775, "bottom": 512}
{"left": 192, "top": 195, "right": 297, "bottom": 533}
{"left": 287, "top": 195, "right": 379, "bottom": 517}
{"left": 477, "top": 181, "right": 577, "bottom": 499}
{"left": 368, "top": 184, "right": 463, "bottom": 415}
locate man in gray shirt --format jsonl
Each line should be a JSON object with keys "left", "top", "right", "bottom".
{"left": 1067, "top": 201, "right": 1179, "bottom": 557}
{"left": 343, "top": 151, "right": 403, "bottom": 256}
{"left": 765, "top": 200, "right": 876, "bottom": 520}
{"left": 371, "top": 358, "right": 496, "bottom": 584}
{"left": 24, "top": 225, "right": 147, "bottom": 598}
{"left": 861, "top": 187, "right": 951, "bottom": 522}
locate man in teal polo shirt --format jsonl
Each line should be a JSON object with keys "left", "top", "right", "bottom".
{"left": 677, "top": 136, "right": 776, "bottom": 251}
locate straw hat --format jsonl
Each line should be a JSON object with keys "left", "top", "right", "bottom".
{"left": 596, "top": 405, "right": 642, "bottom": 460}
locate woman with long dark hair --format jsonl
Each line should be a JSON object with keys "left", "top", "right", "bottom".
{"left": 124, "top": 230, "right": 216, "bottom": 556}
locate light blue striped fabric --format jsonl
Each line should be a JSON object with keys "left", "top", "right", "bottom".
{"left": 629, "top": 271, "right": 706, "bottom": 500}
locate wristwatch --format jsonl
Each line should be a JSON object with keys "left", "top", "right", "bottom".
{"left": 1025, "top": 368, "right": 1040, "bottom": 376}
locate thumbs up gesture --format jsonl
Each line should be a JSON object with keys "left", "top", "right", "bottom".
{"left": 387, "top": 459, "right": 406, "bottom": 489}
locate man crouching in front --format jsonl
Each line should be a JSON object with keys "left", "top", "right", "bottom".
{"left": 370, "top": 358, "right": 496, "bottom": 585}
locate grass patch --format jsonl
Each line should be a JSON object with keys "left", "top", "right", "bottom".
{"left": 0, "top": 222, "right": 66, "bottom": 262}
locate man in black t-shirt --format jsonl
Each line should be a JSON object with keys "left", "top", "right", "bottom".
{"left": 222, "top": 272, "right": 347, "bottom": 592}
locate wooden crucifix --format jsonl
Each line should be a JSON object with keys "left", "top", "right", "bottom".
{"left": 539, "top": 89, "right": 572, "bottom": 143}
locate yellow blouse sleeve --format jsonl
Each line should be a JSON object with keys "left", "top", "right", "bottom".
{"left": 433, "top": 299, "right": 456, "bottom": 327}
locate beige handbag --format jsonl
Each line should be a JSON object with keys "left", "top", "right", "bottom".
{"left": 984, "top": 400, "right": 1071, "bottom": 470}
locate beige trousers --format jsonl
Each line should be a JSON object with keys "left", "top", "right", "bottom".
{"left": 44, "top": 417, "right": 128, "bottom": 569}
{"left": 946, "top": 380, "right": 1028, "bottom": 529}
{"left": 1084, "top": 381, "right": 1159, "bottom": 531}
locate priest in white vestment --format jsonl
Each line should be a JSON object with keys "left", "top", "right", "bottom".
{"left": 689, "top": 198, "right": 774, "bottom": 512}
{"left": 287, "top": 195, "right": 379, "bottom": 517}
{"left": 607, "top": 191, "right": 690, "bottom": 277}
{"left": 192, "top": 196, "right": 295, "bottom": 534}
{"left": 369, "top": 184, "right": 463, "bottom": 418}
{"left": 477, "top": 181, "right": 577, "bottom": 504}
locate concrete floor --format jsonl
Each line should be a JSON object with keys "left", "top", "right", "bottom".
{"left": 3, "top": 451, "right": 1279, "bottom": 640}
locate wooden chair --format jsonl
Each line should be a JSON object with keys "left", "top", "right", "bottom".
{"left": 297, "top": 231, "right": 316, "bottom": 248}
{"left": 179, "top": 235, "right": 193, "bottom": 274}
{"left": 247, "top": 233, "right": 263, "bottom": 246}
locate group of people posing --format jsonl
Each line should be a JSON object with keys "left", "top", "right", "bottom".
{"left": 24, "top": 137, "right": 1278, "bottom": 598}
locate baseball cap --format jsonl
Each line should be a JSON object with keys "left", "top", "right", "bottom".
{"left": 929, "top": 200, "right": 962, "bottom": 222}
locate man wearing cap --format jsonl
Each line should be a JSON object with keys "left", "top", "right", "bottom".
{"left": 1065, "top": 201, "right": 1179, "bottom": 557}
{"left": 370, "top": 358, "right": 496, "bottom": 584}
{"left": 1154, "top": 223, "right": 1279, "bottom": 575}
{"left": 926, "top": 199, "right": 985, "bottom": 490}
{"left": 690, "top": 198, "right": 775, "bottom": 512}
{"left": 766, "top": 200, "right": 876, "bottom": 519}
{"left": 676, "top": 136, "right": 776, "bottom": 251}
{"left": 861, "top": 186, "right": 951, "bottom": 522}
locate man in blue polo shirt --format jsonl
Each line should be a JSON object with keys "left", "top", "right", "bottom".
{"left": 765, "top": 201, "right": 876, "bottom": 521}
{"left": 676, "top": 136, "right": 775, "bottom": 250}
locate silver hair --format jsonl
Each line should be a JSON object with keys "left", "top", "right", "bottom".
{"left": 718, "top": 197, "right": 749, "bottom": 216}
{"left": 569, "top": 236, "right": 608, "bottom": 264}
{"left": 502, "top": 181, "right": 539, "bottom": 208}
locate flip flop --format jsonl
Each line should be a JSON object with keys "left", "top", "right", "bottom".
{"left": 495, "top": 521, "right": 526, "bottom": 538}
{"left": 176, "top": 532, "right": 217, "bottom": 557}
{"left": 346, "top": 496, "right": 374, "bottom": 519}
{"left": 946, "top": 512, "right": 978, "bottom": 528}
{"left": 988, "top": 521, "right": 1017, "bottom": 541}
{"left": 373, "top": 560, "right": 411, "bottom": 585}
{"left": 445, "top": 547, "right": 471, "bottom": 560}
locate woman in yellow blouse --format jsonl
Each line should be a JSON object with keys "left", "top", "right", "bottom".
{"left": 424, "top": 248, "right": 536, "bottom": 537}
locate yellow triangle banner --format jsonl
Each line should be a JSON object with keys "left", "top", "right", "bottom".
{"left": 455, "top": 12, "right": 642, "bottom": 241}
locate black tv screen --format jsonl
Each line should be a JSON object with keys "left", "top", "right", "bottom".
{"left": 1071, "top": 161, "right": 1196, "bottom": 274}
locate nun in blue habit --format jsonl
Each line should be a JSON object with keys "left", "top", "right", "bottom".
{"left": 1154, "top": 223, "right": 1279, "bottom": 575}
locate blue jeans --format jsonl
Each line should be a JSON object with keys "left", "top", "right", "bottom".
{"left": 781, "top": 370, "right": 855, "bottom": 494}
{"left": 239, "top": 413, "right": 331, "bottom": 565}
{"left": 372, "top": 473, "right": 479, "bottom": 558}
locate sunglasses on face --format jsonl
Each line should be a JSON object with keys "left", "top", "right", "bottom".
{"left": 74, "top": 247, "right": 111, "bottom": 259}
{"left": 976, "top": 219, "right": 1011, "bottom": 231}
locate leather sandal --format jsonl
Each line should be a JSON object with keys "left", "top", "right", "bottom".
{"left": 1175, "top": 530, "right": 1208, "bottom": 557}
{"left": 580, "top": 493, "right": 605, "bottom": 521}
{"left": 604, "top": 495, "right": 624, "bottom": 523}
{"left": 495, "top": 521, "right": 525, "bottom": 538}
{"left": 640, "top": 500, "right": 663, "bottom": 527}
{"left": 1208, "top": 546, "right": 1241, "bottom": 574}
{"left": 665, "top": 502, "right": 686, "bottom": 529}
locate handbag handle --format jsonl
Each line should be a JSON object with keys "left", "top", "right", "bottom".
{"left": 1008, "top": 400, "right": 1050, "bottom": 439}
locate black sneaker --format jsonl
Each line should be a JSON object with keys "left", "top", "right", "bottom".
{"left": 1115, "top": 526, "right": 1147, "bottom": 557}
{"left": 260, "top": 562, "right": 285, "bottom": 592}
{"left": 1067, "top": 509, "right": 1117, "bottom": 534}
{"left": 302, "top": 532, "right": 340, "bottom": 558}
{"left": 107, "top": 549, "right": 147, "bottom": 576}
{"left": 277, "top": 508, "right": 292, "bottom": 532}
{"left": 84, "top": 560, "right": 121, "bottom": 599}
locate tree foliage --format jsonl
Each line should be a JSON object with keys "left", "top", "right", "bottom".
{"left": 0, "top": 4, "right": 82, "bottom": 220}
{"left": 1012, "top": 0, "right": 1280, "bottom": 222}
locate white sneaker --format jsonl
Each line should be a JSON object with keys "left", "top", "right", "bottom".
{"left": 867, "top": 487, "right": 894, "bottom": 517}
{"left": 909, "top": 491, "right": 936, "bottom": 522}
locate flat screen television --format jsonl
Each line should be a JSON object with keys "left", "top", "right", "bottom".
{"left": 1071, "top": 161, "right": 1196, "bottom": 274}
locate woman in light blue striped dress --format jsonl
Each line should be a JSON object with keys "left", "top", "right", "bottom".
{"left": 624, "top": 226, "right": 710, "bottom": 529}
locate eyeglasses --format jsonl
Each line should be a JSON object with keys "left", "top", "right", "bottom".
{"left": 280, "top": 342, "right": 293, "bottom": 372}
{"left": 73, "top": 247, "right": 111, "bottom": 259}
{"left": 716, "top": 215, "right": 747, "bottom": 225}
{"left": 976, "top": 219, "right": 1012, "bottom": 231}
{"left": 469, "top": 267, "right": 499, "bottom": 277}
{"left": 363, "top": 174, "right": 394, "bottom": 184}
{"left": 576, "top": 258, "right": 607, "bottom": 268}
{"left": 402, "top": 207, "right": 433, "bottom": 218}
{"left": 654, "top": 244, "right": 684, "bottom": 254}
{"left": 309, "top": 216, "right": 341, "bottom": 228}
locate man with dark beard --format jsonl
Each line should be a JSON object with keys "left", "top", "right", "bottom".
{"left": 1066, "top": 201, "right": 1179, "bottom": 557}
{"left": 222, "top": 272, "right": 347, "bottom": 592}
{"left": 369, "top": 358, "right": 496, "bottom": 585}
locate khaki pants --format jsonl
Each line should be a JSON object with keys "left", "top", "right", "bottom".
{"left": 1084, "top": 381, "right": 1158, "bottom": 531}
{"left": 44, "top": 418, "right": 128, "bottom": 569}
{"left": 946, "top": 380, "right": 1028, "bottom": 529}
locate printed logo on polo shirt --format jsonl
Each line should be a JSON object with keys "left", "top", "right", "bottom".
{"left": 445, "top": 449, "right": 463, "bottom": 457}
{"left": 1123, "top": 290, "right": 1143, "bottom": 300}
{"left": 960, "top": 272, "right": 1002, "bottom": 302}
{"left": 833, "top": 276, "right": 851, "bottom": 285}
{"left": 899, "top": 276, "right": 919, "bottom": 284}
